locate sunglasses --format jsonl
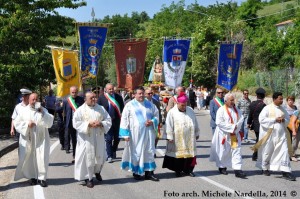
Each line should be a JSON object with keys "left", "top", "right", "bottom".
{"left": 146, "top": 92, "right": 153, "bottom": 95}
{"left": 217, "top": 92, "right": 223, "bottom": 94}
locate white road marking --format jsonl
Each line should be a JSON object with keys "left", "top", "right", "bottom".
{"left": 34, "top": 185, "right": 45, "bottom": 199}
{"left": 50, "top": 140, "right": 60, "bottom": 154}
{"left": 156, "top": 148, "right": 254, "bottom": 199}
{"left": 34, "top": 140, "right": 60, "bottom": 199}
{"left": 156, "top": 149, "right": 165, "bottom": 156}
{"left": 198, "top": 175, "right": 253, "bottom": 199}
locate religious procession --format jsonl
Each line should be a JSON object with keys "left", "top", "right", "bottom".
{"left": 7, "top": 30, "right": 298, "bottom": 189}
{"left": 1, "top": 1, "right": 300, "bottom": 198}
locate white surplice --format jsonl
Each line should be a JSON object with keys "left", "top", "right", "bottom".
{"left": 256, "top": 103, "right": 291, "bottom": 172}
{"left": 119, "top": 99, "right": 159, "bottom": 175}
{"left": 209, "top": 106, "right": 244, "bottom": 170}
{"left": 14, "top": 106, "right": 54, "bottom": 181}
{"left": 165, "top": 106, "right": 200, "bottom": 158}
{"left": 73, "top": 103, "right": 111, "bottom": 181}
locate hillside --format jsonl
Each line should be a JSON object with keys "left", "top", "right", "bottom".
{"left": 257, "top": 0, "right": 298, "bottom": 16}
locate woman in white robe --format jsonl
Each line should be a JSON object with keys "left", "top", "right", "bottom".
{"left": 209, "top": 93, "right": 246, "bottom": 178}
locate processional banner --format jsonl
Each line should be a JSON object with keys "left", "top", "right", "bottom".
{"left": 51, "top": 48, "right": 81, "bottom": 97}
{"left": 78, "top": 23, "right": 108, "bottom": 79}
{"left": 114, "top": 39, "right": 148, "bottom": 90}
{"left": 217, "top": 43, "right": 243, "bottom": 90}
{"left": 163, "top": 39, "right": 191, "bottom": 89}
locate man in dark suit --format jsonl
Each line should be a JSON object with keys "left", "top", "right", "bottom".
{"left": 187, "top": 87, "right": 196, "bottom": 109}
{"left": 63, "top": 86, "right": 84, "bottom": 163}
{"left": 209, "top": 88, "right": 224, "bottom": 134}
{"left": 247, "top": 87, "right": 266, "bottom": 161}
{"left": 97, "top": 83, "right": 124, "bottom": 163}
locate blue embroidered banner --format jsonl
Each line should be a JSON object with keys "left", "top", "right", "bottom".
{"left": 163, "top": 39, "right": 190, "bottom": 88}
{"left": 217, "top": 43, "right": 243, "bottom": 90}
{"left": 78, "top": 25, "right": 107, "bottom": 78}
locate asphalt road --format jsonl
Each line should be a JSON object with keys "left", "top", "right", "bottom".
{"left": 3, "top": 109, "right": 300, "bottom": 199}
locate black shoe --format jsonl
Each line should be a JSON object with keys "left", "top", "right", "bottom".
{"left": 175, "top": 171, "right": 183, "bottom": 177}
{"left": 252, "top": 152, "right": 257, "bottom": 161}
{"left": 145, "top": 174, "right": 159, "bottom": 181}
{"left": 154, "top": 154, "right": 157, "bottom": 158}
{"left": 30, "top": 178, "right": 37, "bottom": 185}
{"left": 282, "top": 172, "right": 296, "bottom": 181}
{"left": 85, "top": 179, "right": 94, "bottom": 188}
{"left": 189, "top": 172, "right": 196, "bottom": 177}
{"left": 39, "top": 180, "right": 48, "bottom": 187}
{"left": 235, "top": 170, "right": 247, "bottom": 179}
{"left": 133, "top": 173, "right": 142, "bottom": 180}
{"left": 112, "top": 152, "right": 117, "bottom": 159}
{"left": 61, "top": 146, "right": 65, "bottom": 150}
{"left": 219, "top": 168, "right": 228, "bottom": 175}
{"left": 66, "top": 150, "right": 70, "bottom": 154}
{"left": 262, "top": 170, "right": 270, "bottom": 176}
{"left": 95, "top": 173, "right": 102, "bottom": 181}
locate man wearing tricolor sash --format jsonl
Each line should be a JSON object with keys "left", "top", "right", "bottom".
{"left": 63, "top": 86, "right": 84, "bottom": 163}
{"left": 73, "top": 92, "right": 112, "bottom": 188}
{"left": 209, "top": 88, "right": 225, "bottom": 134}
{"left": 119, "top": 86, "right": 159, "bottom": 181}
{"left": 209, "top": 93, "right": 246, "bottom": 178}
{"left": 255, "top": 92, "right": 296, "bottom": 181}
{"left": 97, "top": 83, "right": 124, "bottom": 163}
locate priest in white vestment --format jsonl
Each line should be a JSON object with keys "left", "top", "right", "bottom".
{"left": 209, "top": 93, "right": 246, "bottom": 178}
{"left": 14, "top": 93, "right": 54, "bottom": 187}
{"left": 119, "top": 86, "right": 159, "bottom": 181}
{"left": 256, "top": 92, "right": 296, "bottom": 181}
{"left": 163, "top": 92, "right": 200, "bottom": 177}
{"left": 73, "top": 92, "right": 111, "bottom": 188}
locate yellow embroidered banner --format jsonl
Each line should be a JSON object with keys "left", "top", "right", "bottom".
{"left": 51, "top": 48, "right": 81, "bottom": 97}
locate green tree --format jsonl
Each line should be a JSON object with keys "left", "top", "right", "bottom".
{"left": 237, "top": 0, "right": 262, "bottom": 28}
{"left": 0, "top": 0, "right": 86, "bottom": 127}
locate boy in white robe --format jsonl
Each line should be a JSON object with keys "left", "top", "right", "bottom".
{"left": 73, "top": 92, "right": 111, "bottom": 188}
{"left": 119, "top": 86, "right": 159, "bottom": 181}
{"left": 14, "top": 93, "right": 54, "bottom": 187}
{"left": 209, "top": 93, "right": 246, "bottom": 178}
{"left": 256, "top": 92, "right": 296, "bottom": 181}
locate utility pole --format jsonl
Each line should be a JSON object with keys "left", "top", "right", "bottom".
{"left": 91, "top": 7, "right": 95, "bottom": 22}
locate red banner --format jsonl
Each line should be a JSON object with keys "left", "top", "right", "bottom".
{"left": 114, "top": 39, "right": 148, "bottom": 90}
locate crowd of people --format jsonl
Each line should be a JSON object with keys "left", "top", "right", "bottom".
{"left": 9, "top": 84, "right": 299, "bottom": 189}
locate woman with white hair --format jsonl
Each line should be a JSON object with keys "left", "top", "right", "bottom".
{"left": 209, "top": 93, "right": 246, "bottom": 178}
